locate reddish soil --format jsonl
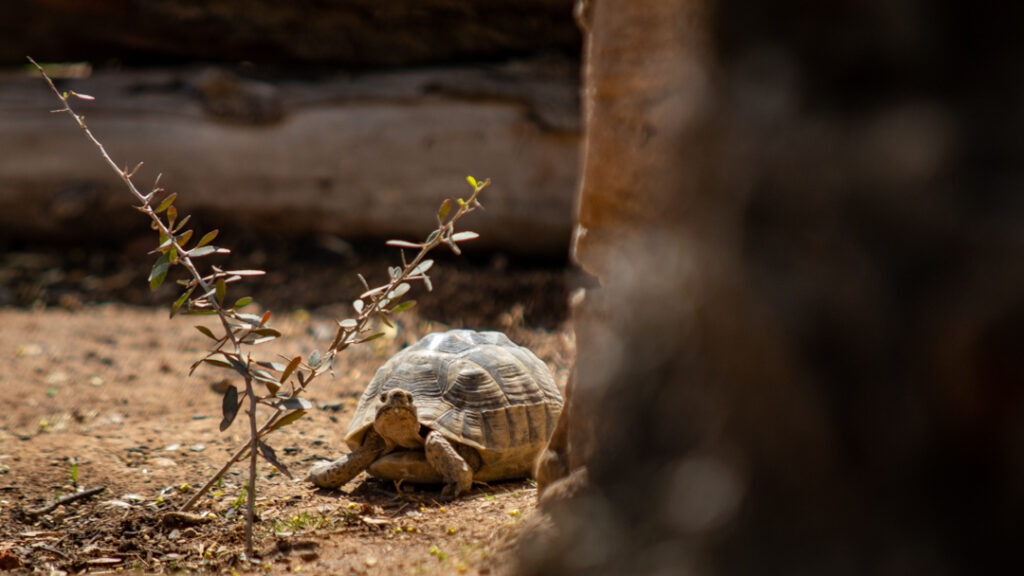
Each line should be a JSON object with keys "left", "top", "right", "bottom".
{"left": 0, "top": 243, "right": 573, "bottom": 574}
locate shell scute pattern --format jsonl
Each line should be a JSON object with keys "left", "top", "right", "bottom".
{"left": 344, "top": 329, "right": 563, "bottom": 481}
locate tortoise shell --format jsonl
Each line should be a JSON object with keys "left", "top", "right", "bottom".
{"left": 346, "top": 329, "right": 563, "bottom": 481}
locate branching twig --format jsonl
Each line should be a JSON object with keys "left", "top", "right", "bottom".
{"left": 178, "top": 182, "right": 487, "bottom": 510}
{"left": 30, "top": 56, "right": 260, "bottom": 549}
{"left": 31, "top": 56, "right": 488, "bottom": 556}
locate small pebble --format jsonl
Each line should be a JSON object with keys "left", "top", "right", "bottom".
{"left": 16, "top": 344, "right": 43, "bottom": 357}
{"left": 45, "top": 372, "right": 68, "bottom": 385}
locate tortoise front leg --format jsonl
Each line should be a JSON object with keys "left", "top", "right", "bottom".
{"left": 424, "top": 431, "right": 473, "bottom": 499}
{"left": 307, "top": 432, "right": 386, "bottom": 489}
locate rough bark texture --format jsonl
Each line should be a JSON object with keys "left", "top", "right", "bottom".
{"left": 1, "top": 62, "right": 579, "bottom": 255}
{"left": 523, "top": 0, "right": 1024, "bottom": 574}
{"left": 4, "top": 0, "right": 579, "bottom": 67}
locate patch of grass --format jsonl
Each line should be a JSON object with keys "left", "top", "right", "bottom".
{"left": 273, "top": 511, "right": 331, "bottom": 533}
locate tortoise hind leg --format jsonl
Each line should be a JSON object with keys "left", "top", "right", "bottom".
{"left": 307, "top": 432, "right": 385, "bottom": 489}
{"left": 425, "top": 431, "right": 474, "bottom": 499}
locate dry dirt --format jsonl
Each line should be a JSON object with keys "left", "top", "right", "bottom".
{"left": 0, "top": 242, "right": 574, "bottom": 574}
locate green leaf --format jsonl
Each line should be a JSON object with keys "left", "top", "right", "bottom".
{"left": 153, "top": 234, "right": 174, "bottom": 253}
{"left": 280, "top": 356, "right": 302, "bottom": 384}
{"left": 170, "top": 286, "right": 195, "bottom": 318}
{"left": 251, "top": 368, "right": 276, "bottom": 382}
{"left": 202, "top": 358, "right": 233, "bottom": 371}
{"left": 156, "top": 192, "right": 177, "bottom": 213}
{"left": 389, "top": 300, "right": 416, "bottom": 314}
{"left": 257, "top": 440, "right": 292, "bottom": 478}
{"left": 195, "top": 325, "right": 219, "bottom": 341}
{"left": 215, "top": 278, "right": 226, "bottom": 305}
{"left": 279, "top": 396, "right": 313, "bottom": 411}
{"left": 388, "top": 283, "right": 410, "bottom": 300}
{"left": 219, "top": 386, "right": 239, "bottom": 431}
{"left": 360, "top": 285, "right": 389, "bottom": 299}
{"left": 450, "top": 231, "right": 479, "bottom": 243}
{"left": 187, "top": 246, "right": 218, "bottom": 258}
{"left": 174, "top": 214, "right": 191, "bottom": 233}
{"left": 357, "top": 332, "right": 386, "bottom": 344}
{"left": 166, "top": 205, "right": 178, "bottom": 229}
{"left": 308, "top": 350, "right": 322, "bottom": 369}
{"left": 466, "top": 175, "right": 478, "bottom": 188}
{"left": 223, "top": 353, "right": 249, "bottom": 378}
{"left": 412, "top": 259, "right": 434, "bottom": 276}
{"left": 175, "top": 229, "right": 193, "bottom": 248}
{"left": 148, "top": 253, "right": 171, "bottom": 291}
{"left": 196, "top": 229, "right": 219, "bottom": 248}
{"left": 181, "top": 309, "right": 219, "bottom": 316}
{"left": 234, "top": 313, "right": 263, "bottom": 327}
{"left": 254, "top": 360, "right": 288, "bottom": 372}
{"left": 386, "top": 239, "right": 422, "bottom": 249}
{"left": 257, "top": 374, "right": 280, "bottom": 395}
{"left": 268, "top": 409, "right": 306, "bottom": 433}
{"left": 241, "top": 332, "right": 279, "bottom": 345}
{"left": 233, "top": 296, "right": 253, "bottom": 309}
{"left": 437, "top": 198, "right": 452, "bottom": 221}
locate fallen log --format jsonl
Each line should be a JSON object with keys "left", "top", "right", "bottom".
{"left": 0, "top": 62, "right": 580, "bottom": 256}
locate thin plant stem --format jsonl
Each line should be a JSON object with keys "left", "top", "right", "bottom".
{"left": 246, "top": 378, "right": 257, "bottom": 556}
{"left": 30, "top": 57, "right": 487, "bottom": 557}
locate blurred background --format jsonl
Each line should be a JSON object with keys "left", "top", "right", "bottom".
{"left": 517, "top": 2, "right": 1024, "bottom": 575}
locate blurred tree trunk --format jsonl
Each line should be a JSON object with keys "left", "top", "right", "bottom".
{"left": 522, "top": 0, "right": 1024, "bottom": 574}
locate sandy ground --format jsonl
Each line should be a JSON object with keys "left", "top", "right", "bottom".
{"left": 0, "top": 246, "right": 573, "bottom": 574}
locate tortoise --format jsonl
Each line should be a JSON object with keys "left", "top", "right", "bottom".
{"left": 307, "top": 329, "right": 564, "bottom": 498}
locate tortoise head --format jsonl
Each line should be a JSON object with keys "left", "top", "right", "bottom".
{"left": 373, "top": 389, "right": 423, "bottom": 449}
